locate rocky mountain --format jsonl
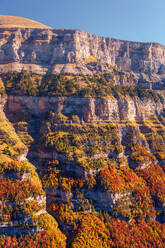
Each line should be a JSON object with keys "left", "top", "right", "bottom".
{"left": 0, "top": 19, "right": 165, "bottom": 80}
{"left": 0, "top": 16, "right": 165, "bottom": 247}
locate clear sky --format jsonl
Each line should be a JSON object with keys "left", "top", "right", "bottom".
{"left": 1, "top": 0, "right": 165, "bottom": 45}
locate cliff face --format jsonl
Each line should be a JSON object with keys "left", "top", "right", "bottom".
{"left": 0, "top": 17, "right": 165, "bottom": 247}
{"left": 4, "top": 95, "right": 164, "bottom": 123}
{"left": 1, "top": 27, "right": 165, "bottom": 76}
{"left": 0, "top": 95, "right": 66, "bottom": 246}
{"left": 2, "top": 94, "right": 165, "bottom": 213}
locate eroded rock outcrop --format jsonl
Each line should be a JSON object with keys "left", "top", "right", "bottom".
{"left": 4, "top": 95, "right": 164, "bottom": 123}
{"left": 0, "top": 23, "right": 165, "bottom": 78}
{"left": 0, "top": 16, "right": 165, "bottom": 246}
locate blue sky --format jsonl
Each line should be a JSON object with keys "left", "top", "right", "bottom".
{"left": 1, "top": 0, "right": 165, "bottom": 44}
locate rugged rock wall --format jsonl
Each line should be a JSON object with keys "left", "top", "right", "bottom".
{"left": 4, "top": 95, "right": 164, "bottom": 123}
{"left": 1, "top": 28, "right": 165, "bottom": 75}
{"left": 0, "top": 18, "right": 164, "bottom": 246}
{"left": 2, "top": 94, "right": 165, "bottom": 214}
{"left": 0, "top": 96, "right": 66, "bottom": 246}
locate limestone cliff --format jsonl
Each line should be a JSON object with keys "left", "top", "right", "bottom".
{"left": 4, "top": 95, "right": 164, "bottom": 123}
{"left": 2, "top": 93, "right": 165, "bottom": 217}
{"left": 0, "top": 95, "right": 66, "bottom": 246}
{"left": 0, "top": 16, "right": 165, "bottom": 247}
{"left": 0, "top": 18, "right": 165, "bottom": 82}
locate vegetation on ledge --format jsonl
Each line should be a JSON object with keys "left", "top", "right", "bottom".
{"left": 1, "top": 71, "right": 164, "bottom": 102}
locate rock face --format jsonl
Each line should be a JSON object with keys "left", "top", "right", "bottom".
{"left": 2, "top": 93, "right": 165, "bottom": 214}
{"left": 0, "top": 17, "right": 165, "bottom": 245}
{"left": 0, "top": 23, "right": 165, "bottom": 76}
{"left": 4, "top": 95, "right": 164, "bottom": 123}
{"left": 0, "top": 99, "right": 66, "bottom": 246}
